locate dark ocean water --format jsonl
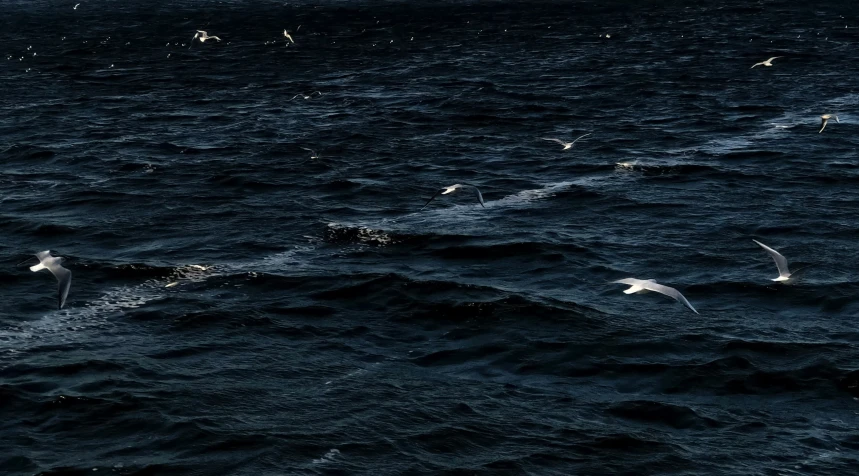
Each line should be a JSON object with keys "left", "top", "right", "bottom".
{"left": 2, "top": 0, "right": 859, "bottom": 474}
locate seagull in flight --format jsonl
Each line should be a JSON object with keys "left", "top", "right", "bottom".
{"left": 421, "top": 183, "right": 485, "bottom": 210}
{"left": 291, "top": 91, "right": 322, "bottom": 100}
{"left": 751, "top": 56, "right": 782, "bottom": 68}
{"left": 613, "top": 278, "right": 698, "bottom": 314}
{"left": 190, "top": 30, "right": 221, "bottom": 48}
{"left": 753, "top": 239, "right": 796, "bottom": 282}
{"left": 300, "top": 147, "right": 320, "bottom": 160}
{"left": 28, "top": 250, "right": 72, "bottom": 309}
{"left": 284, "top": 29, "right": 295, "bottom": 44}
{"left": 540, "top": 133, "right": 591, "bottom": 150}
{"left": 74, "top": 3, "right": 80, "bottom": 9}
{"left": 819, "top": 114, "right": 839, "bottom": 133}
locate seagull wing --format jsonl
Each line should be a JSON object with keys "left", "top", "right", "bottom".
{"left": 750, "top": 62, "right": 762, "bottom": 68}
{"left": 45, "top": 263, "right": 72, "bottom": 309}
{"left": 572, "top": 133, "right": 592, "bottom": 144}
{"left": 541, "top": 138, "right": 565, "bottom": 145}
{"left": 767, "top": 56, "right": 782, "bottom": 62}
{"left": 753, "top": 239, "right": 791, "bottom": 277}
{"left": 462, "top": 183, "right": 485, "bottom": 208}
{"left": 421, "top": 189, "right": 445, "bottom": 211}
{"left": 35, "top": 250, "right": 52, "bottom": 262}
{"left": 819, "top": 117, "right": 828, "bottom": 133}
{"left": 637, "top": 281, "right": 699, "bottom": 314}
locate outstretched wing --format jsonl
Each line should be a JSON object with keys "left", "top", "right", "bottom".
{"left": 767, "top": 56, "right": 782, "bottom": 62}
{"left": 819, "top": 117, "right": 829, "bottom": 133}
{"left": 462, "top": 183, "right": 485, "bottom": 208}
{"left": 421, "top": 189, "right": 444, "bottom": 211}
{"left": 753, "top": 239, "right": 791, "bottom": 277}
{"left": 639, "top": 281, "right": 698, "bottom": 314}
{"left": 541, "top": 138, "right": 565, "bottom": 145}
{"left": 613, "top": 278, "right": 643, "bottom": 286}
{"left": 572, "top": 133, "right": 592, "bottom": 144}
{"left": 48, "top": 265, "right": 72, "bottom": 309}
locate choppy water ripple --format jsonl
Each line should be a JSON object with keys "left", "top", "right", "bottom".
{"left": 2, "top": 0, "right": 859, "bottom": 474}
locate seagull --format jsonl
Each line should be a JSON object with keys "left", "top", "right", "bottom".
{"left": 540, "top": 133, "right": 592, "bottom": 150}
{"left": 74, "top": 3, "right": 80, "bottom": 9}
{"left": 284, "top": 29, "right": 295, "bottom": 44}
{"left": 751, "top": 56, "right": 782, "bottom": 68}
{"left": 421, "top": 183, "right": 485, "bottom": 210}
{"left": 752, "top": 239, "right": 794, "bottom": 282}
{"left": 300, "top": 147, "right": 320, "bottom": 159}
{"left": 819, "top": 114, "right": 839, "bottom": 133}
{"left": 29, "top": 250, "right": 72, "bottom": 309}
{"left": 613, "top": 278, "right": 698, "bottom": 314}
{"left": 190, "top": 30, "right": 221, "bottom": 48}
{"left": 291, "top": 91, "right": 322, "bottom": 100}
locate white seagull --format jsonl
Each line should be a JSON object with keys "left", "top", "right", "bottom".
{"left": 284, "top": 29, "right": 295, "bottom": 44}
{"left": 29, "top": 250, "right": 72, "bottom": 309}
{"left": 74, "top": 3, "right": 80, "bottom": 9}
{"left": 300, "top": 147, "right": 320, "bottom": 160}
{"left": 421, "top": 183, "right": 485, "bottom": 210}
{"left": 613, "top": 278, "right": 698, "bottom": 314}
{"left": 751, "top": 56, "right": 782, "bottom": 68}
{"left": 291, "top": 91, "right": 322, "bottom": 100}
{"left": 190, "top": 30, "right": 221, "bottom": 48}
{"left": 819, "top": 114, "right": 839, "bottom": 133}
{"left": 540, "top": 133, "right": 592, "bottom": 150}
{"left": 752, "top": 239, "right": 794, "bottom": 282}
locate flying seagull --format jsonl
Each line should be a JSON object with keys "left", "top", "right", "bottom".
{"left": 752, "top": 239, "right": 795, "bottom": 282}
{"left": 819, "top": 114, "right": 839, "bottom": 133}
{"left": 74, "top": 3, "right": 80, "bottom": 9}
{"left": 291, "top": 91, "right": 322, "bottom": 100}
{"left": 190, "top": 30, "right": 221, "bottom": 48}
{"left": 540, "top": 133, "right": 592, "bottom": 150}
{"left": 29, "top": 250, "right": 72, "bottom": 309}
{"left": 751, "top": 56, "right": 782, "bottom": 68}
{"left": 300, "top": 147, "right": 320, "bottom": 160}
{"left": 284, "top": 29, "right": 295, "bottom": 44}
{"left": 421, "top": 183, "right": 485, "bottom": 210}
{"left": 613, "top": 278, "right": 698, "bottom": 314}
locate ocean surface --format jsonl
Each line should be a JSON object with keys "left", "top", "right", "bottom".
{"left": 2, "top": 1, "right": 859, "bottom": 474}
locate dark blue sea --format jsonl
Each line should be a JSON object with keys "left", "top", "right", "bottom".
{"left": 3, "top": 1, "right": 859, "bottom": 474}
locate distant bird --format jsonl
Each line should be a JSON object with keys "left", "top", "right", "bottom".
{"left": 751, "top": 56, "right": 782, "bottom": 68}
{"left": 421, "top": 183, "right": 485, "bottom": 210}
{"left": 284, "top": 29, "right": 295, "bottom": 44}
{"left": 29, "top": 250, "right": 72, "bottom": 309}
{"left": 819, "top": 114, "right": 839, "bottom": 133}
{"left": 190, "top": 30, "right": 221, "bottom": 48}
{"left": 540, "top": 133, "right": 592, "bottom": 150}
{"left": 613, "top": 278, "right": 698, "bottom": 314}
{"left": 74, "top": 3, "right": 80, "bottom": 10}
{"left": 291, "top": 91, "right": 322, "bottom": 100}
{"left": 752, "top": 239, "right": 793, "bottom": 282}
{"left": 300, "top": 147, "right": 320, "bottom": 160}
